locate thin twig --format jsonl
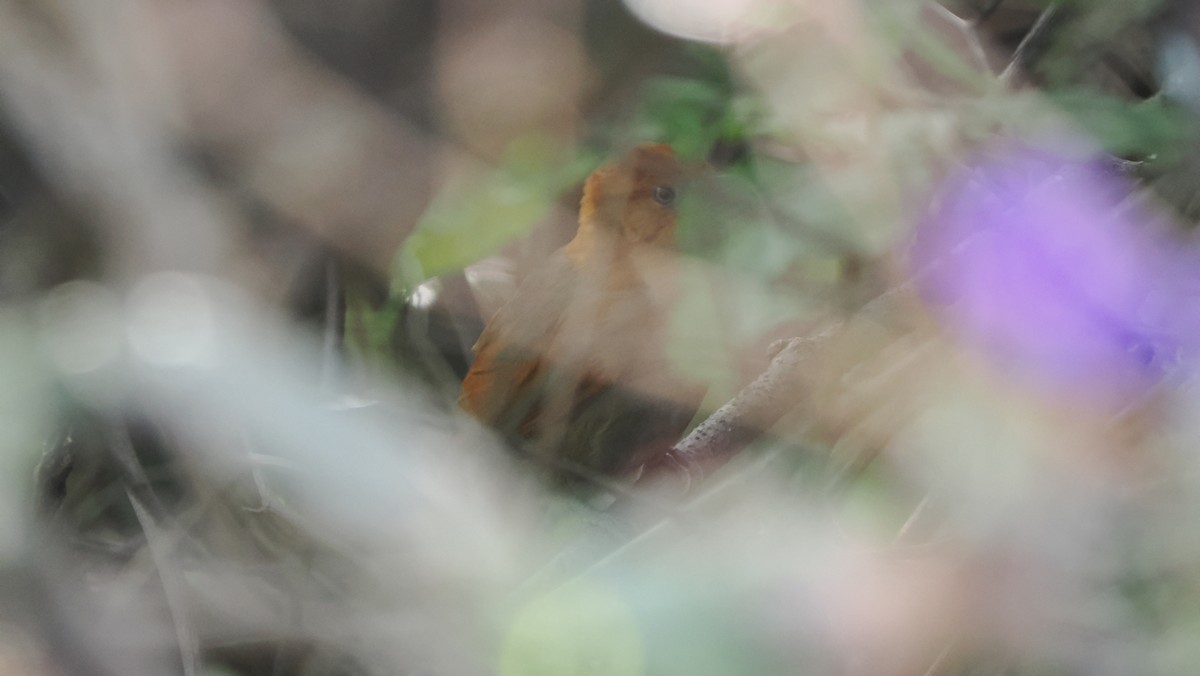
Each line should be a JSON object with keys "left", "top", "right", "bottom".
{"left": 643, "top": 331, "right": 832, "bottom": 490}
{"left": 1000, "top": 3, "right": 1062, "bottom": 84}
{"left": 127, "top": 492, "right": 198, "bottom": 676}
{"left": 320, "top": 253, "right": 344, "bottom": 389}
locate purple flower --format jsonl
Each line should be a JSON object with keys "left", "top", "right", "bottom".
{"left": 909, "top": 144, "right": 1188, "bottom": 407}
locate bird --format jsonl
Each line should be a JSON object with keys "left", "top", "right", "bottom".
{"left": 458, "top": 143, "right": 705, "bottom": 486}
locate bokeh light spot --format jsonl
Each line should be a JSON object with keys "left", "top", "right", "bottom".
{"left": 126, "top": 272, "right": 216, "bottom": 367}
{"left": 38, "top": 280, "right": 123, "bottom": 375}
{"left": 500, "top": 580, "right": 644, "bottom": 676}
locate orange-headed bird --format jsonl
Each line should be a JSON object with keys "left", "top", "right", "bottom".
{"left": 459, "top": 144, "right": 703, "bottom": 485}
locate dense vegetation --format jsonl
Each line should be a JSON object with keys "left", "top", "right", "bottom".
{"left": 2, "top": 0, "right": 1200, "bottom": 674}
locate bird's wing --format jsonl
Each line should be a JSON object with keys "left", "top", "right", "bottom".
{"left": 458, "top": 253, "right": 579, "bottom": 433}
{"left": 559, "top": 381, "right": 699, "bottom": 476}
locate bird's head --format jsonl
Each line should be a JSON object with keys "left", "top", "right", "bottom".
{"left": 570, "top": 144, "right": 685, "bottom": 261}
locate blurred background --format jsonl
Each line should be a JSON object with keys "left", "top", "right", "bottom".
{"left": 5, "top": 0, "right": 1200, "bottom": 673}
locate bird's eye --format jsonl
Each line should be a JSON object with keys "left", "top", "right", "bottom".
{"left": 652, "top": 185, "right": 676, "bottom": 206}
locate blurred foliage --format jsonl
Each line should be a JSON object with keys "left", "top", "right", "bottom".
{"left": 631, "top": 47, "right": 761, "bottom": 162}
{"left": 11, "top": 0, "right": 1200, "bottom": 674}
{"left": 1049, "top": 90, "right": 1193, "bottom": 159}
{"left": 397, "top": 139, "right": 599, "bottom": 292}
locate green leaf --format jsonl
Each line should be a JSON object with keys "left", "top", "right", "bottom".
{"left": 633, "top": 57, "right": 760, "bottom": 162}
{"left": 500, "top": 580, "right": 645, "bottom": 676}
{"left": 1049, "top": 90, "right": 1193, "bottom": 160}
{"left": 343, "top": 284, "right": 403, "bottom": 371}
{"left": 396, "top": 139, "right": 595, "bottom": 292}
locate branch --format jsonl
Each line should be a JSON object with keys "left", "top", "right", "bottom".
{"left": 640, "top": 281, "right": 925, "bottom": 497}
{"left": 642, "top": 328, "right": 839, "bottom": 492}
